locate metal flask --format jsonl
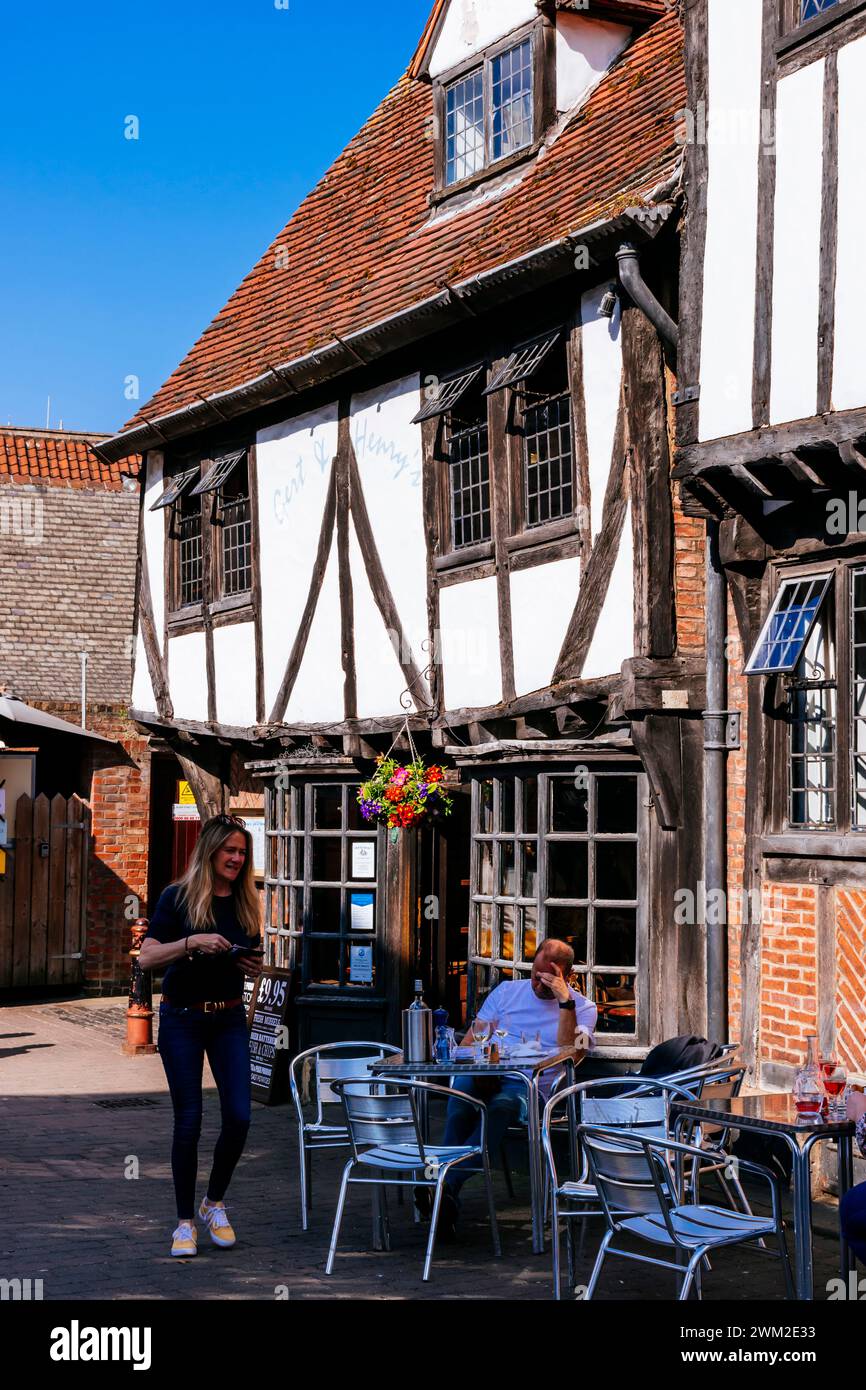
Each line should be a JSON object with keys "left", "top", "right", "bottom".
{"left": 402, "top": 999, "right": 433, "bottom": 1063}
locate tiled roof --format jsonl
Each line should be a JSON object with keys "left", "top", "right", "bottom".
{"left": 0, "top": 428, "right": 139, "bottom": 489}
{"left": 123, "top": 11, "right": 684, "bottom": 437}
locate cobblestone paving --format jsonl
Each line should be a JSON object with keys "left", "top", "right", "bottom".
{"left": 0, "top": 995, "right": 849, "bottom": 1302}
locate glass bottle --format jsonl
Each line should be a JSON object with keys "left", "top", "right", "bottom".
{"left": 792, "top": 1034, "right": 823, "bottom": 1122}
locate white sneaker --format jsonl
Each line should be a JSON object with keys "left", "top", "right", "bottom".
{"left": 170, "top": 1221, "right": 198, "bottom": 1258}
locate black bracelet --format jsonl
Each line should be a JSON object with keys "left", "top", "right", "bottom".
{"left": 558, "top": 999, "right": 576, "bottom": 1011}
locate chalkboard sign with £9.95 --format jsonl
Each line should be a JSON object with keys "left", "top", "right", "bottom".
{"left": 249, "top": 969, "right": 292, "bottom": 1105}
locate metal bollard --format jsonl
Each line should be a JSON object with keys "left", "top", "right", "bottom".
{"left": 122, "top": 917, "right": 157, "bottom": 1055}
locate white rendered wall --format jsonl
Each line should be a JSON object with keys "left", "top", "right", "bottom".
{"left": 582, "top": 501, "right": 634, "bottom": 680}
{"left": 697, "top": 0, "right": 762, "bottom": 442}
{"left": 213, "top": 622, "right": 257, "bottom": 728}
{"left": 168, "top": 631, "right": 209, "bottom": 723}
{"left": 350, "top": 375, "right": 428, "bottom": 718}
{"left": 555, "top": 13, "right": 631, "bottom": 113}
{"left": 510, "top": 556, "right": 581, "bottom": 697}
{"left": 285, "top": 539, "right": 345, "bottom": 724}
{"left": 833, "top": 33, "right": 866, "bottom": 412}
{"left": 428, "top": 0, "right": 537, "bottom": 78}
{"left": 770, "top": 59, "right": 825, "bottom": 425}
{"left": 256, "top": 403, "right": 340, "bottom": 717}
{"left": 439, "top": 575, "right": 502, "bottom": 711}
{"left": 131, "top": 452, "right": 165, "bottom": 713}
{"left": 581, "top": 285, "right": 623, "bottom": 540}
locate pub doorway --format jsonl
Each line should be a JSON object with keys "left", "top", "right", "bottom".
{"left": 417, "top": 784, "right": 471, "bottom": 1031}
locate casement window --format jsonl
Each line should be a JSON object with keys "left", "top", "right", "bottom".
{"left": 444, "top": 370, "right": 492, "bottom": 550}
{"left": 159, "top": 447, "right": 254, "bottom": 617}
{"left": 467, "top": 768, "right": 648, "bottom": 1039}
{"left": 434, "top": 21, "right": 553, "bottom": 195}
{"left": 506, "top": 333, "right": 575, "bottom": 530}
{"left": 427, "top": 329, "right": 579, "bottom": 559}
{"left": 748, "top": 562, "right": 866, "bottom": 833}
{"left": 263, "top": 780, "right": 382, "bottom": 990}
{"left": 779, "top": 0, "right": 865, "bottom": 42}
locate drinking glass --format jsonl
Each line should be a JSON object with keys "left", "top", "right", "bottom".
{"left": 493, "top": 1025, "right": 509, "bottom": 1060}
{"left": 471, "top": 1018, "right": 491, "bottom": 1061}
{"left": 823, "top": 1063, "right": 848, "bottom": 1121}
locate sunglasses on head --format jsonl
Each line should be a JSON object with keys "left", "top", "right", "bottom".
{"left": 214, "top": 813, "right": 247, "bottom": 829}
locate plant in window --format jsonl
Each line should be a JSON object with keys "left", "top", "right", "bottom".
{"left": 358, "top": 756, "right": 453, "bottom": 830}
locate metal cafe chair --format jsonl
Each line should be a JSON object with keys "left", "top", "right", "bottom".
{"left": 542, "top": 1078, "right": 696, "bottom": 1299}
{"left": 325, "top": 1078, "right": 501, "bottom": 1282}
{"left": 579, "top": 1124, "right": 795, "bottom": 1301}
{"left": 290, "top": 1040, "right": 401, "bottom": 1230}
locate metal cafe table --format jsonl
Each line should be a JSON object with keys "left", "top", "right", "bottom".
{"left": 671, "top": 1092, "right": 855, "bottom": 1301}
{"left": 371, "top": 1046, "right": 586, "bottom": 1254}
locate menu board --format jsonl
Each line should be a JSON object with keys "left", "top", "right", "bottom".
{"left": 248, "top": 969, "right": 292, "bottom": 1105}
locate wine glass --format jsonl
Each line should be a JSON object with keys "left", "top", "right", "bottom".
{"left": 493, "top": 1025, "right": 509, "bottom": 1059}
{"left": 471, "top": 1017, "right": 491, "bottom": 1060}
{"left": 823, "top": 1062, "right": 848, "bottom": 1121}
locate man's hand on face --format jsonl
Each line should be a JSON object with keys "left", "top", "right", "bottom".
{"left": 537, "top": 963, "right": 571, "bottom": 1003}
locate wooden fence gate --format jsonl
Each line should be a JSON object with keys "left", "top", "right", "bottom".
{"left": 0, "top": 794, "right": 91, "bottom": 988}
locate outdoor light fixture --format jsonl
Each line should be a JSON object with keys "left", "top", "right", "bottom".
{"left": 599, "top": 285, "right": 618, "bottom": 318}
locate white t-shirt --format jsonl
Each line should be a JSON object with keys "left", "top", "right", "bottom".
{"left": 476, "top": 979, "right": 597, "bottom": 1091}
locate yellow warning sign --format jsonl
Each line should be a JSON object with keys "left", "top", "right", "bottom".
{"left": 177, "top": 781, "right": 196, "bottom": 806}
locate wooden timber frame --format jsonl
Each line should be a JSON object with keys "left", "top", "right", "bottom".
{"left": 675, "top": 0, "right": 866, "bottom": 1077}
{"left": 129, "top": 216, "right": 712, "bottom": 1050}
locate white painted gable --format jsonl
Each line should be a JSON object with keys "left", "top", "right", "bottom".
{"left": 555, "top": 13, "right": 631, "bottom": 113}
{"left": 428, "top": 0, "right": 537, "bottom": 79}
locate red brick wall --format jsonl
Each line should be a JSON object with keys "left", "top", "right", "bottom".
{"left": 759, "top": 883, "right": 819, "bottom": 1069}
{"left": 33, "top": 701, "right": 151, "bottom": 993}
{"left": 836, "top": 888, "right": 866, "bottom": 1074}
{"left": 726, "top": 592, "right": 748, "bottom": 1042}
{"left": 673, "top": 508, "right": 705, "bottom": 653}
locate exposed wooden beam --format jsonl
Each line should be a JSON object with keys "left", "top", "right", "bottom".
{"left": 553, "top": 392, "right": 629, "bottom": 682}
{"left": 137, "top": 529, "right": 174, "bottom": 721}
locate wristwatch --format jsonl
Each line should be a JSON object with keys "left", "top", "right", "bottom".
{"left": 558, "top": 999, "right": 576, "bottom": 1011}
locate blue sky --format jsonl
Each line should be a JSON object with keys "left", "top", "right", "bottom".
{"left": 0, "top": 0, "right": 432, "bottom": 435}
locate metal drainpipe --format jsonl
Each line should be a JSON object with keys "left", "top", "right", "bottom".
{"left": 703, "top": 521, "right": 729, "bottom": 1041}
{"left": 80, "top": 650, "right": 88, "bottom": 731}
{"left": 616, "top": 241, "right": 679, "bottom": 356}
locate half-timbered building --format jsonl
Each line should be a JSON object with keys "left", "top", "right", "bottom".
{"left": 675, "top": 0, "right": 866, "bottom": 1088}
{"left": 97, "top": 0, "right": 702, "bottom": 1058}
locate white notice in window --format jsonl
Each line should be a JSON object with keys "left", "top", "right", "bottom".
{"left": 351, "top": 841, "right": 376, "bottom": 879}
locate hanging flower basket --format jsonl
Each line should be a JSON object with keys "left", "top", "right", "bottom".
{"left": 357, "top": 755, "right": 453, "bottom": 831}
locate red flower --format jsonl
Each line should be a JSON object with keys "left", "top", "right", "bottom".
{"left": 427, "top": 766, "right": 444, "bottom": 783}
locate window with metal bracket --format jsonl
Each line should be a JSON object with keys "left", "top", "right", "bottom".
{"left": 744, "top": 574, "right": 833, "bottom": 675}
{"left": 412, "top": 366, "right": 484, "bottom": 424}
{"left": 483, "top": 331, "right": 559, "bottom": 397}
{"left": 149, "top": 465, "right": 199, "bottom": 512}
{"left": 190, "top": 449, "right": 246, "bottom": 497}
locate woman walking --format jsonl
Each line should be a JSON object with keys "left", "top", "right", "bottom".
{"left": 139, "top": 814, "right": 263, "bottom": 1258}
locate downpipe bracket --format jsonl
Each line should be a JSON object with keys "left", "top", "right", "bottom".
{"left": 702, "top": 709, "right": 741, "bottom": 752}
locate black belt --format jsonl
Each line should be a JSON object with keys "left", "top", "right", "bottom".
{"left": 162, "top": 997, "right": 243, "bottom": 1013}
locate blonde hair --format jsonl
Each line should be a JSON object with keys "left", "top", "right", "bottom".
{"left": 175, "top": 815, "right": 261, "bottom": 937}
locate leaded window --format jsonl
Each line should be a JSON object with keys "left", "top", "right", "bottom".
{"left": 468, "top": 769, "right": 647, "bottom": 1038}
{"left": 175, "top": 488, "right": 203, "bottom": 607}
{"left": 447, "top": 372, "right": 491, "bottom": 549}
{"left": 441, "top": 33, "right": 535, "bottom": 189}
{"left": 745, "top": 574, "right": 832, "bottom": 674}
{"left": 801, "top": 0, "right": 841, "bottom": 20}
{"left": 788, "top": 601, "right": 836, "bottom": 828}
{"left": 217, "top": 454, "right": 252, "bottom": 596}
{"left": 263, "top": 780, "right": 381, "bottom": 989}
{"left": 517, "top": 336, "right": 574, "bottom": 528}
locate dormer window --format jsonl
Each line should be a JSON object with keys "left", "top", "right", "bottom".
{"left": 435, "top": 20, "right": 553, "bottom": 195}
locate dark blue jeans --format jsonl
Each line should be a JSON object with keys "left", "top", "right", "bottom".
{"left": 442, "top": 1076, "right": 527, "bottom": 1195}
{"left": 841, "top": 1182, "right": 866, "bottom": 1265}
{"left": 157, "top": 1002, "right": 252, "bottom": 1220}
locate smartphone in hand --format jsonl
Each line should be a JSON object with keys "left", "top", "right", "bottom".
{"left": 228, "top": 944, "right": 265, "bottom": 960}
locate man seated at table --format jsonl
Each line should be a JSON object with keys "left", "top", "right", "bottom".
{"left": 426, "top": 939, "right": 596, "bottom": 1238}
